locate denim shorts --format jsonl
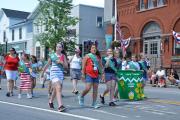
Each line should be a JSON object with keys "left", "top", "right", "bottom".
{"left": 85, "top": 75, "right": 99, "bottom": 83}
{"left": 105, "top": 73, "right": 116, "bottom": 82}
{"left": 70, "top": 68, "right": 81, "bottom": 80}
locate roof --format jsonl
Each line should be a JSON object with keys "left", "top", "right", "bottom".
{"left": 2, "top": 8, "right": 30, "bottom": 19}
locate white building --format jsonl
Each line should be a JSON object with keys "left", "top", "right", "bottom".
{"left": 0, "top": 8, "right": 33, "bottom": 55}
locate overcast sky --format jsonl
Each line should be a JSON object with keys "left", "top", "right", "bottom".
{"left": 0, "top": 0, "right": 104, "bottom": 12}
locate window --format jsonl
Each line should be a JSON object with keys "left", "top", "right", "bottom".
{"left": 175, "top": 44, "right": 180, "bottom": 55}
{"left": 12, "top": 29, "right": 14, "bottom": 41}
{"left": 3, "top": 31, "right": 6, "bottom": 42}
{"left": 150, "top": 42, "right": 158, "bottom": 54}
{"left": 36, "top": 25, "right": 39, "bottom": 33}
{"left": 148, "top": 0, "right": 154, "bottom": 9}
{"left": 36, "top": 47, "right": 41, "bottom": 60}
{"left": 157, "top": 0, "right": 164, "bottom": 6}
{"left": 144, "top": 43, "right": 148, "bottom": 54}
{"left": 140, "top": 0, "right": 145, "bottom": 10}
{"left": 96, "top": 16, "right": 103, "bottom": 28}
{"left": 19, "top": 28, "right": 22, "bottom": 39}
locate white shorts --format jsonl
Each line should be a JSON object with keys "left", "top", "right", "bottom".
{"left": 51, "top": 78, "right": 63, "bottom": 84}
{"left": 5, "top": 70, "right": 18, "bottom": 81}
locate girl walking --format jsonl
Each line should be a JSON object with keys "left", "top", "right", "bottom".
{"left": 41, "top": 43, "right": 68, "bottom": 112}
{"left": 18, "top": 54, "right": 32, "bottom": 99}
{"left": 78, "top": 43, "right": 104, "bottom": 108}
{"left": 100, "top": 48, "right": 117, "bottom": 106}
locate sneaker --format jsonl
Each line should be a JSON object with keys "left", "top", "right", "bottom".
{"left": 112, "top": 98, "right": 119, "bottom": 102}
{"left": 78, "top": 95, "right": 84, "bottom": 106}
{"left": 6, "top": 92, "right": 10, "bottom": 97}
{"left": 58, "top": 105, "right": 66, "bottom": 112}
{"left": 48, "top": 102, "right": 54, "bottom": 109}
{"left": 10, "top": 92, "right": 13, "bottom": 96}
{"left": 109, "top": 102, "right": 116, "bottom": 106}
{"left": 92, "top": 103, "right": 101, "bottom": 109}
{"left": 27, "top": 94, "right": 32, "bottom": 99}
{"left": 61, "top": 94, "right": 64, "bottom": 98}
{"left": 100, "top": 95, "right": 105, "bottom": 104}
{"left": 74, "top": 91, "right": 79, "bottom": 95}
{"left": 18, "top": 94, "right": 22, "bottom": 99}
{"left": 42, "top": 84, "right": 45, "bottom": 88}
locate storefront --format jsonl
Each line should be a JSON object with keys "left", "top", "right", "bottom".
{"left": 1, "top": 42, "right": 27, "bottom": 55}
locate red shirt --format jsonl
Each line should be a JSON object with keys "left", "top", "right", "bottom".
{"left": 5, "top": 55, "right": 20, "bottom": 71}
{"left": 85, "top": 57, "right": 98, "bottom": 78}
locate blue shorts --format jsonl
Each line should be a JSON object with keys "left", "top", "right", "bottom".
{"left": 85, "top": 75, "right": 99, "bottom": 83}
{"left": 105, "top": 73, "right": 116, "bottom": 82}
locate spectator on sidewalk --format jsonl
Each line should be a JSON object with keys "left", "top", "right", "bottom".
{"left": 167, "top": 68, "right": 180, "bottom": 85}
{"left": 156, "top": 66, "right": 166, "bottom": 88}
{"left": 151, "top": 70, "right": 158, "bottom": 87}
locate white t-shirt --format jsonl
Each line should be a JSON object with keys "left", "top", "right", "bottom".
{"left": 70, "top": 55, "right": 82, "bottom": 69}
{"left": 156, "top": 70, "right": 165, "bottom": 77}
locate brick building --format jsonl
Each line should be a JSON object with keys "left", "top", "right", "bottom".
{"left": 104, "top": 0, "right": 180, "bottom": 70}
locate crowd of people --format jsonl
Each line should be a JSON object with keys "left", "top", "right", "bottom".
{"left": 0, "top": 42, "right": 179, "bottom": 112}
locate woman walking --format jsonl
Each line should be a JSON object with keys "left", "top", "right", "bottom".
{"left": 3, "top": 48, "right": 20, "bottom": 97}
{"left": 69, "top": 48, "right": 82, "bottom": 94}
{"left": 41, "top": 43, "right": 68, "bottom": 112}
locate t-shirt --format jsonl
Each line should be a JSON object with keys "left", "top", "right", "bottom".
{"left": 156, "top": 70, "right": 165, "bottom": 77}
{"left": 5, "top": 55, "right": 20, "bottom": 71}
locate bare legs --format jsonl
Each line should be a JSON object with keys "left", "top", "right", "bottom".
{"left": 49, "top": 81, "right": 63, "bottom": 108}
{"left": 6, "top": 80, "right": 14, "bottom": 96}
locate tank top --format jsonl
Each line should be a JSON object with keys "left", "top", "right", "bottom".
{"left": 70, "top": 55, "right": 82, "bottom": 69}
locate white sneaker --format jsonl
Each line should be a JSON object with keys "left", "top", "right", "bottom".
{"left": 18, "top": 94, "right": 21, "bottom": 99}
{"left": 27, "top": 93, "right": 32, "bottom": 99}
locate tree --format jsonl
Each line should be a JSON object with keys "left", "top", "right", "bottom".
{"left": 35, "top": 0, "right": 78, "bottom": 54}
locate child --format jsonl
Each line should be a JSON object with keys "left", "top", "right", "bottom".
{"left": 18, "top": 54, "right": 32, "bottom": 99}
{"left": 30, "top": 55, "right": 39, "bottom": 96}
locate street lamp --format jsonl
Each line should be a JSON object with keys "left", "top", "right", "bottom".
{"left": 5, "top": 38, "right": 8, "bottom": 54}
{"left": 111, "top": 16, "right": 116, "bottom": 41}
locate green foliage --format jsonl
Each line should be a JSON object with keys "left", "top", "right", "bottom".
{"left": 35, "top": 0, "right": 78, "bottom": 53}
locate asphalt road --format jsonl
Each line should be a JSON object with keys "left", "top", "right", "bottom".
{"left": 0, "top": 77, "right": 180, "bottom": 120}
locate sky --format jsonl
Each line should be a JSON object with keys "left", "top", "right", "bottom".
{"left": 0, "top": 0, "right": 104, "bottom": 12}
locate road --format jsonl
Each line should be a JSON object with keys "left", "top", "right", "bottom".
{"left": 0, "top": 77, "right": 180, "bottom": 120}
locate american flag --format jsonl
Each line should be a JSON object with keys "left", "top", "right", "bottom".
{"left": 173, "top": 31, "right": 180, "bottom": 44}
{"left": 116, "top": 20, "right": 130, "bottom": 57}
{"left": 121, "top": 37, "right": 131, "bottom": 57}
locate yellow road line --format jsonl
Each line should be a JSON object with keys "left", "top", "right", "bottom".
{"left": 149, "top": 99, "right": 180, "bottom": 106}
